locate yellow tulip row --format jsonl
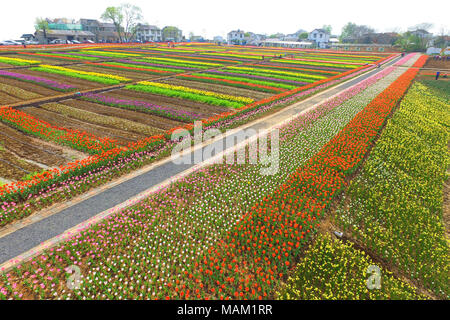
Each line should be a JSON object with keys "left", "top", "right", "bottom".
{"left": 138, "top": 81, "right": 254, "bottom": 104}
{"left": 39, "top": 65, "right": 131, "bottom": 82}
{"left": 278, "top": 234, "right": 426, "bottom": 300}
{"left": 0, "top": 56, "right": 40, "bottom": 65}
{"left": 333, "top": 80, "right": 450, "bottom": 298}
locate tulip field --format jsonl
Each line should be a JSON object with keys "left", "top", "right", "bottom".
{"left": 0, "top": 44, "right": 393, "bottom": 216}
{"left": 0, "top": 43, "right": 448, "bottom": 300}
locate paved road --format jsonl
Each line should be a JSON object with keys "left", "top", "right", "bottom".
{"left": 0, "top": 56, "right": 402, "bottom": 265}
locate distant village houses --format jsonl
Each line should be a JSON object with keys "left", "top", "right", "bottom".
{"left": 135, "top": 24, "right": 162, "bottom": 42}
{"left": 227, "top": 30, "right": 246, "bottom": 45}
{"left": 308, "top": 29, "right": 330, "bottom": 48}
{"left": 26, "top": 17, "right": 183, "bottom": 44}
{"left": 162, "top": 26, "right": 183, "bottom": 42}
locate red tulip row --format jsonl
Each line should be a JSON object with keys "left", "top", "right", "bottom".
{"left": 0, "top": 106, "right": 118, "bottom": 154}
{"left": 412, "top": 55, "right": 428, "bottom": 68}
{"left": 0, "top": 106, "right": 164, "bottom": 201}
{"left": 165, "top": 66, "right": 421, "bottom": 300}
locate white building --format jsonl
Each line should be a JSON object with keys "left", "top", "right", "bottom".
{"left": 426, "top": 46, "right": 450, "bottom": 55}
{"left": 213, "top": 36, "right": 225, "bottom": 43}
{"left": 136, "top": 24, "right": 162, "bottom": 42}
{"left": 308, "top": 29, "right": 330, "bottom": 48}
{"left": 283, "top": 34, "right": 299, "bottom": 42}
{"left": 263, "top": 40, "right": 312, "bottom": 49}
{"left": 227, "top": 30, "right": 246, "bottom": 45}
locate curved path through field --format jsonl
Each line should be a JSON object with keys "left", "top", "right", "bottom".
{"left": 0, "top": 54, "right": 404, "bottom": 270}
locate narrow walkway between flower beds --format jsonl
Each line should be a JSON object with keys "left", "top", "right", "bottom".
{"left": 0, "top": 55, "right": 403, "bottom": 268}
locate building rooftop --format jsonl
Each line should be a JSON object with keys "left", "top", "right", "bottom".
{"left": 311, "top": 29, "right": 330, "bottom": 34}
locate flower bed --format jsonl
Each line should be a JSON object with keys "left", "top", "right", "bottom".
{"left": 86, "top": 61, "right": 186, "bottom": 75}
{"left": 126, "top": 81, "right": 253, "bottom": 109}
{"left": 178, "top": 74, "right": 286, "bottom": 93}
{"left": 333, "top": 80, "right": 449, "bottom": 298}
{"left": 0, "top": 107, "right": 119, "bottom": 155}
{"left": 271, "top": 58, "right": 361, "bottom": 69}
{"left": 116, "top": 59, "right": 198, "bottom": 71}
{"left": 79, "top": 93, "right": 204, "bottom": 122}
{"left": 77, "top": 50, "right": 142, "bottom": 58}
{"left": 30, "top": 65, "right": 131, "bottom": 85}
{"left": 138, "top": 57, "right": 223, "bottom": 68}
{"left": 167, "top": 67, "right": 421, "bottom": 300}
{"left": 205, "top": 70, "right": 308, "bottom": 85}
{"left": 278, "top": 234, "right": 425, "bottom": 300}
{"left": 0, "top": 57, "right": 40, "bottom": 66}
{"left": 0, "top": 83, "right": 41, "bottom": 100}
{"left": 224, "top": 67, "right": 318, "bottom": 83}
{"left": 0, "top": 70, "right": 76, "bottom": 92}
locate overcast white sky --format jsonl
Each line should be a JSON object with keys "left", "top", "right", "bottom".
{"left": 1, "top": 0, "right": 448, "bottom": 40}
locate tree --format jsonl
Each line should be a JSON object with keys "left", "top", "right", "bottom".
{"left": 163, "top": 26, "right": 181, "bottom": 42}
{"left": 101, "top": 3, "right": 143, "bottom": 43}
{"left": 101, "top": 7, "right": 124, "bottom": 42}
{"left": 395, "top": 32, "right": 427, "bottom": 52}
{"left": 322, "top": 25, "right": 332, "bottom": 34}
{"left": 434, "top": 28, "right": 448, "bottom": 49}
{"left": 298, "top": 32, "right": 308, "bottom": 40}
{"left": 121, "top": 3, "right": 143, "bottom": 42}
{"left": 35, "top": 18, "right": 49, "bottom": 44}
{"left": 340, "top": 22, "right": 374, "bottom": 43}
{"left": 408, "top": 22, "right": 433, "bottom": 32}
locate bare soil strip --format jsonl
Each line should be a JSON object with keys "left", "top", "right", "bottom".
{"left": 0, "top": 148, "right": 43, "bottom": 181}
{"left": 40, "top": 102, "right": 163, "bottom": 136}
{"left": 23, "top": 106, "right": 145, "bottom": 145}
{"left": 62, "top": 99, "right": 184, "bottom": 130}
{"left": 0, "top": 76, "right": 60, "bottom": 97}
{"left": 0, "top": 122, "right": 67, "bottom": 167}
{"left": 0, "top": 91, "right": 20, "bottom": 104}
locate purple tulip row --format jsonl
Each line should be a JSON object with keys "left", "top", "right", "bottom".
{"left": 80, "top": 92, "right": 205, "bottom": 122}
{"left": 0, "top": 70, "right": 76, "bottom": 91}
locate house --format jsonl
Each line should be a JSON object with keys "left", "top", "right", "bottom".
{"left": 227, "top": 30, "right": 246, "bottom": 45}
{"left": 35, "top": 29, "right": 96, "bottom": 43}
{"left": 213, "top": 36, "right": 225, "bottom": 44}
{"left": 190, "top": 35, "right": 205, "bottom": 42}
{"left": 282, "top": 34, "right": 299, "bottom": 42}
{"left": 330, "top": 43, "right": 394, "bottom": 52}
{"left": 243, "top": 32, "right": 265, "bottom": 46}
{"left": 136, "top": 24, "right": 162, "bottom": 42}
{"left": 308, "top": 29, "right": 330, "bottom": 48}
{"left": 162, "top": 26, "right": 183, "bottom": 42}
{"left": 426, "top": 46, "right": 450, "bottom": 55}
{"left": 20, "top": 34, "right": 36, "bottom": 42}
{"left": 329, "top": 38, "right": 340, "bottom": 46}
{"left": 263, "top": 40, "right": 312, "bottom": 49}
{"left": 97, "top": 23, "right": 120, "bottom": 43}
{"left": 80, "top": 19, "right": 120, "bottom": 43}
